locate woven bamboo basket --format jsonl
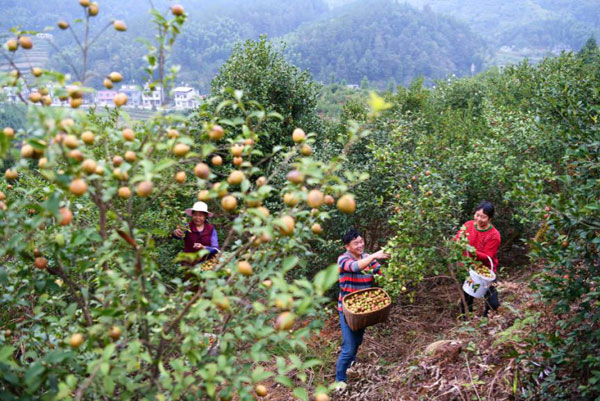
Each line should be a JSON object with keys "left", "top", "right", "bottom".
{"left": 342, "top": 288, "right": 392, "bottom": 331}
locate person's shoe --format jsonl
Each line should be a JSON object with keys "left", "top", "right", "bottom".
{"left": 346, "top": 361, "right": 360, "bottom": 378}
{"left": 333, "top": 381, "right": 347, "bottom": 393}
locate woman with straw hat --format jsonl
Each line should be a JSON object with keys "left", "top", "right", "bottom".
{"left": 172, "top": 201, "right": 220, "bottom": 264}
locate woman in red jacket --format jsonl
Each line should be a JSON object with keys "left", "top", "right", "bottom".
{"left": 456, "top": 201, "right": 501, "bottom": 317}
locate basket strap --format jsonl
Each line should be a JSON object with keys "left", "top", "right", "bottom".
{"left": 487, "top": 256, "right": 494, "bottom": 272}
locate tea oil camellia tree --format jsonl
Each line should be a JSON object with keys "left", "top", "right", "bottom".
{"left": 0, "top": 3, "right": 374, "bottom": 400}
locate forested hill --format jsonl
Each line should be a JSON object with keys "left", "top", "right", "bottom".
{"left": 283, "top": 0, "right": 486, "bottom": 86}
{"left": 0, "top": 0, "right": 597, "bottom": 90}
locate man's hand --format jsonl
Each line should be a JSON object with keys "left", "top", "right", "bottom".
{"left": 371, "top": 249, "right": 390, "bottom": 260}
{"left": 193, "top": 243, "right": 205, "bottom": 249}
{"left": 173, "top": 228, "right": 185, "bottom": 238}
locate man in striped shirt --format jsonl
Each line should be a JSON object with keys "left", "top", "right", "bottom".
{"left": 335, "top": 229, "right": 389, "bottom": 385}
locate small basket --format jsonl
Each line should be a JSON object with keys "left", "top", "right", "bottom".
{"left": 342, "top": 288, "right": 392, "bottom": 331}
{"left": 462, "top": 256, "right": 496, "bottom": 298}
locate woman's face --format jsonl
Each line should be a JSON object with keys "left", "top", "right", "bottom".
{"left": 192, "top": 211, "right": 207, "bottom": 226}
{"left": 474, "top": 208, "right": 491, "bottom": 229}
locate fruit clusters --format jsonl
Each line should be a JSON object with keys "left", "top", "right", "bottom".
{"left": 199, "top": 257, "right": 218, "bottom": 271}
{"left": 473, "top": 264, "right": 494, "bottom": 278}
{"left": 344, "top": 289, "right": 390, "bottom": 314}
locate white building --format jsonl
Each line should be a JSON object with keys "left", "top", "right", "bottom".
{"left": 142, "top": 84, "right": 163, "bottom": 109}
{"left": 173, "top": 86, "right": 200, "bottom": 110}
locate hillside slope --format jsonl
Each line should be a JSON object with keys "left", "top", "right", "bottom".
{"left": 284, "top": 0, "right": 487, "bottom": 86}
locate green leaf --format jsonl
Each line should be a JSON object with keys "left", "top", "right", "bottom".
{"left": 0, "top": 346, "right": 14, "bottom": 362}
{"left": 313, "top": 264, "right": 339, "bottom": 295}
{"left": 282, "top": 256, "right": 299, "bottom": 272}
{"left": 293, "top": 387, "right": 309, "bottom": 401}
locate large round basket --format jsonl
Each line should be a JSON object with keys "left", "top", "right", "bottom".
{"left": 342, "top": 288, "right": 392, "bottom": 331}
{"left": 462, "top": 257, "right": 496, "bottom": 298}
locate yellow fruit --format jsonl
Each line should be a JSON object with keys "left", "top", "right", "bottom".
{"left": 221, "top": 195, "right": 237, "bottom": 211}
{"left": 238, "top": 261, "right": 252, "bottom": 276}
{"left": 230, "top": 144, "right": 244, "bottom": 157}
{"left": 118, "top": 186, "right": 131, "bottom": 199}
{"left": 255, "top": 384, "right": 268, "bottom": 397}
{"left": 6, "top": 39, "right": 17, "bottom": 51}
{"left": 113, "top": 168, "right": 128, "bottom": 181}
{"left": 337, "top": 194, "right": 356, "bottom": 214}
{"left": 278, "top": 215, "right": 295, "bottom": 236}
{"left": 113, "top": 93, "right": 127, "bottom": 107}
{"left": 275, "top": 311, "right": 295, "bottom": 330}
{"left": 227, "top": 170, "right": 244, "bottom": 185}
{"left": 59, "top": 207, "right": 73, "bottom": 226}
{"left": 69, "top": 333, "right": 84, "bottom": 348}
{"left": 171, "top": 4, "right": 185, "bottom": 15}
{"left": 42, "top": 96, "right": 52, "bottom": 106}
{"left": 103, "top": 78, "right": 113, "bottom": 89}
{"left": 113, "top": 20, "right": 127, "bottom": 31}
{"left": 5, "top": 169, "right": 18, "bottom": 180}
{"left": 175, "top": 171, "right": 186, "bottom": 183}
{"left": 18, "top": 36, "right": 33, "bottom": 50}
{"left": 122, "top": 128, "right": 135, "bottom": 141}
{"left": 257, "top": 206, "right": 270, "bottom": 218}
{"left": 82, "top": 159, "right": 97, "bottom": 174}
{"left": 208, "top": 124, "right": 224, "bottom": 140}
{"left": 194, "top": 163, "right": 210, "bottom": 179}
{"left": 283, "top": 192, "right": 299, "bottom": 207}
{"left": 233, "top": 157, "right": 243, "bottom": 166}
{"left": 324, "top": 195, "right": 335, "bottom": 206}
{"left": 112, "top": 155, "right": 123, "bottom": 167}
{"left": 88, "top": 2, "right": 99, "bottom": 16}
{"left": 256, "top": 176, "right": 267, "bottom": 187}
{"left": 79, "top": 0, "right": 90, "bottom": 6}
{"left": 31, "top": 67, "right": 43, "bottom": 77}
{"left": 29, "top": 92, "right": 42, "bottom": 103}
{"left": 3, "top": 127, "right": 14, "bottom": 138}
{"left": 70, "top": 97, "right": 82, "bottom": 108}
{"left": 68, "top": 150, "right": 84, "bottom": 162}
{"left": 109, "top": 71, "right": 122, "bottom": 82}
{"left": 58, "top": 20, "right": 69, "bottom": 30}
{"left": 21, "top": 144, "right": 34, "bottom": 158}
{"left": 108, "top": 326, "right": 122, "bottom": 340}
{"left": 173, "top": 143, "right": 190, "bottom": 157}
{"left": 261, "top": 279, "right": 272, "bottom": 288}
{"left": 311, "top": 223, "right": 323, "bottom": 235}
{"left": 315, "top": 393, "right": 330, "bottom": 401}
{"left": 307, "top": 189, "right": 324, "bottom": 208}
{"left": 0, "top": 192, "right": 5, "bottom": 200}
{"left": 301, "top": 144, "right": 312, "bottom": 156}
{"left": 69, "top": 179, "right": 88, "bottom": 196}
{"left": 136, "top": 181, "right": 153, "bottom": 197}
{"left": 166, "top": 129, "right": 179, "bottom": 139}
{"left": 213, "top": 182, "right": 228, "bottom": 197}
{"left": 197, "top": 190, "right": 210, "bottom": 201}
{"left": 63, "top": 135, "right": 79, "bottom": 149}
{"left": 286, "top": 170, "right": 304, "bottom": 184}
{"left": 214, "top": 295, "right": 230, "bottom": 311}
{"left": 124, "top": 151, "right": 137, "bottom": 163}
{"left": 34, "top": 256, "right": 48, "bottom": 269}
{"left": 211, "top": 155, "right": 222, "bottom": 166}
{"left": 94, "top": 165, "right": 104, "bottom": 175}
{"left": 292, "top": 127, "right": 306, "bottom": 143}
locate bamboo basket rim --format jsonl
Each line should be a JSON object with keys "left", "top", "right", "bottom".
{"left": 342, "top": 287, "right": 391, "bottom": 316}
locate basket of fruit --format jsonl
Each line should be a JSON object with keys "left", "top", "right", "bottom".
{"left": 342, "top": 288, "right": 392, "bottom": 331}
{"left": 462, "top": 256, "right": 496, "bottom": 298}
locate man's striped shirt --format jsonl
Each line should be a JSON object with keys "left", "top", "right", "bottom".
{"left": 337, "top": 251, "right": 382, "bottom": 311}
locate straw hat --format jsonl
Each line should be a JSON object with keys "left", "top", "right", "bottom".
{"left": 185, "top": 201, "right": 214, "bottom": 217}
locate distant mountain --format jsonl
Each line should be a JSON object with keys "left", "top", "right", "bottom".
{"left": 284, "top": 0, "right": 487, "bottom": 86}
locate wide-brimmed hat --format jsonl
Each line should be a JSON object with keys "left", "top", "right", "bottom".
{"left": 185, "top": 201, "right": 214, "bottom": 217}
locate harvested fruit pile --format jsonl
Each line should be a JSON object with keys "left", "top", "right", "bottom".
{"left": 199, "top": 257, "right": 218, "bottom": 271}
{"left": 344, "top": 289, "right": 391, "bottom": 314}
{"left": 473, "top": 264, "right": 494, "bottom": 278}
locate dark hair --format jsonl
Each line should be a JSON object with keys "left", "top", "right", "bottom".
{"left": 475, "top": 201, "right": 495, "bottom": 219}
{"left": 342, "top": 229, "right": 362, "bottom": 245}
